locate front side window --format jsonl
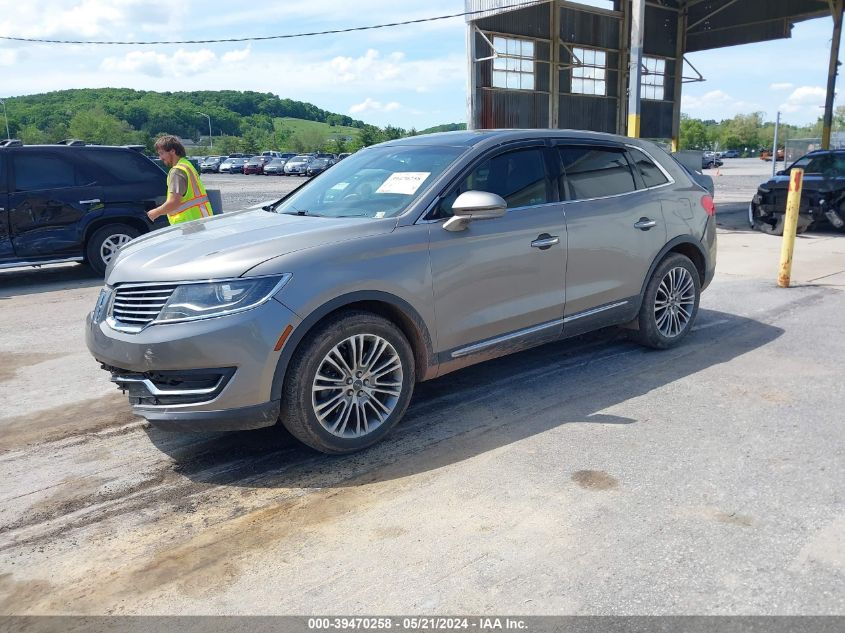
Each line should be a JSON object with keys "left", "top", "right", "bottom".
{"left": 275, "top": 145, "right": 465, "bottom": 219}
{"left": 559, "top": 146, "right": 636, "bottom": 200}
{"left": 436, "top": 147, "right": 550, "bottom": 218}
{"left": 492, "top": 36, "right": 535, "bottom": 91}
{"left": 642, "top": 57, "right": 666, "bottom": 100}
{"left": 571, "top": 47, "right": 607, "bottom": 96}
{"left": 630, "top": 148, "right": 669, "bottom": 188}
{"left": 0, "top": 154, "right": 6, "bottom": 193}
{"left": 13, "top": 153, "right": 82, "bottom": 191}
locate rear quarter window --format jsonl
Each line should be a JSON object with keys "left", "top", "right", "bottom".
{"left": 82, "top": 150, "right": 166, "bottom": 184}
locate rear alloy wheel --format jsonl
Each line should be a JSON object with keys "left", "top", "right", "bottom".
{"left": 633, "top": 254, "right": 701, "bottom": 349}
{"left": 85, "top": 223, "right": 140, "bottom": 276}
{"left": 280, "top": 311, "right": 415, "bottom": 454}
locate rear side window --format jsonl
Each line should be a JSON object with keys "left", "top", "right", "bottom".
{"left": 13, "top": 152, "right": 85, "bottom": 191}
{"left": 436, "top": 147, "right": 550, "bottom": 217}
{"left": 559, "top": 146, "right": 636, "bottom": 200}
{"left": 629, "top": 148, "right": 669, "bottom": 188}
{"left": 81, "top": 150, "right": 165, "bottom": 184}
{"left": 0, "top": 154, "right": 6, "bottom": 193}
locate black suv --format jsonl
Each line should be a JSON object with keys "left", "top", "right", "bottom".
{"left": 0, "top": 143, "right": 167, "bottom": 275}
{"left": 750, "top": 149, "right": 845, "bottom": 235}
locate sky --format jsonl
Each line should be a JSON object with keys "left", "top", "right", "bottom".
{"left": 0, "top": 0, "right": 841, "bottom": 131}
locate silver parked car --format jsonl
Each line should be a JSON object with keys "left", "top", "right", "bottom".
{"left": 86, "top": 130, "right": 717, "bottom": 454}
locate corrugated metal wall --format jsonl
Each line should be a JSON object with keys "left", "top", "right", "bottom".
{"left": 470, "top": 0, "right": 679, "bottom": 138}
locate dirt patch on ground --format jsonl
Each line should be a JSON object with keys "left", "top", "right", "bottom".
{"left": 571, "top": 470, "right": 619, "bottom": 490}
{"left": 0, "top": 394, "right": 139, "bottom": 451}
{"left": 0, "top": 352, "right": 67, "bottom": 383}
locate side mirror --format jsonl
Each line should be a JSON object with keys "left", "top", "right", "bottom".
{"left": 443, "top": 191, "right": 507, "bottom": 232}
{"left": 775, "top": 170, "right": 786, "bottom": 176}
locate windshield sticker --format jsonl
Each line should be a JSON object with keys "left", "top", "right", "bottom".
{"left": 374, "top": 211, "right": 386, "bottom": 218}
{"left": 375, "top": 172, "right": 431, "bottom": 195}
{"left": 329, "top": 182, "right": 349, "bottom": 191}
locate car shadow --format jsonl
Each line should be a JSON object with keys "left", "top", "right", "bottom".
{"left": 145, "top": 308, "right": 783, "bottom": 490}
{"left": 0, "top": 263, "right": 101, "bottom": 299}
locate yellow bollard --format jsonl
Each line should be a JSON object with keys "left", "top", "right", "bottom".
{"left": 777, "top": 168, "right": 804, "bottom": 288}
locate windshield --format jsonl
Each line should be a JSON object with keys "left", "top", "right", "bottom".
{"left": 274, "top": 144, "right": 465, "bottom": 219}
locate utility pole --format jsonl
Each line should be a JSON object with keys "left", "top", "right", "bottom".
{"left": 198, "top": 111, "right": 212, "bottom": 148}
{"left": 772, "top": 111, "right": 781, "bottom": 178}
{"left": 822, "top": 0, "right": 843, "bottom": 149}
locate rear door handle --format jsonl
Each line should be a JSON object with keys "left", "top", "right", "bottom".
{"left": 79, "top": 198, "right": 101, "bottom": 205}
{"left": 531, "top": 234, "right": 560, "bottom": 250}
{"left": 634, "top": 218, "right": 657, "bottom": 230}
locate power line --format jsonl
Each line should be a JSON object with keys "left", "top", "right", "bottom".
{"left": 0, "top": 1, "right": 544, "bottom": 45}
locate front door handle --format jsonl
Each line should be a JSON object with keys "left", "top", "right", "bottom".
{"left": 79, "top": 198, "right": 101, "bottom": 205}
{"left": 634, "top": 217, "right": 657, "bottom": 230}
{"left": 531, "top": 234, "right": 560, "bottom": 250}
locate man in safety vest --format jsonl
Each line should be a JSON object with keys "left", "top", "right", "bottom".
{"left": 147, "top": 135, "right": 214, "bottom": 225}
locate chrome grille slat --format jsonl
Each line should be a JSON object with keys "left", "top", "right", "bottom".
{"left": 109, "top": 284, "right": 177, "bottom": 329}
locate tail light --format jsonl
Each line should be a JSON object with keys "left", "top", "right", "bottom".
{"left": 701, "top": 195, "right": 716, "bottom": 216}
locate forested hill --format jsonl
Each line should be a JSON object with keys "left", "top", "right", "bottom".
{"left": 4, "top": 88, "right": 366, "bottom": 143}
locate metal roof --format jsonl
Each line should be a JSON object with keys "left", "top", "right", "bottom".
{"left": 465, "top": 0, "right": 836, "bottom": 52}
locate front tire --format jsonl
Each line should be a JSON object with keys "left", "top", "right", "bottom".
{"left": 279, "top": 311, "right": 416, "bottom": 454}
{"left": 633, "top": 254, "right": 701, "bottom": 349}
{"left": 85, "top": 223, "right": 140, "bottom": 276}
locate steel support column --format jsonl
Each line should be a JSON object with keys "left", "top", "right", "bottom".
{"left": 466, "top": 23, "right": 478, "bottom": 130}
{"left": 627, "top": 0, "right": 645, "bottom": 137}
{"left": 822, "top": 0, "right": 844, "bottom": 149}
{"left": 671, "top": 5, "right": 688, "bottom": 151}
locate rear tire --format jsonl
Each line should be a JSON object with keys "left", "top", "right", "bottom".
{"left": 633, "top": 254, "right": 701, "bottom": 350}
{"left": 279, "top": 311, "right": 416, "bottom": 454}
{"left": 85, "top": 223, "right": 140, "bottom": 276}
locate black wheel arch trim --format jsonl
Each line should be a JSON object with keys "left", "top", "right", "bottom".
{"left": 270, "top": 290, "right": 436, "bottom": 401}
{"left": 634, "top": 236, "right": 709, "bottom": 313}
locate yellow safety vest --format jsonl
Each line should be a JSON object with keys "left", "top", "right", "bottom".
{"left": 168, "top": 158, "right": 213, "bottom": 225}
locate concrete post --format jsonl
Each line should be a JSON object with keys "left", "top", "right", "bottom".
{"left": 627, "top": 0, "right": 646, "bottom": 137}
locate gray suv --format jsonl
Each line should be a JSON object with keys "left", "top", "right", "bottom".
{"left": 86, "top": 130, "right": 716, "bottom": 454}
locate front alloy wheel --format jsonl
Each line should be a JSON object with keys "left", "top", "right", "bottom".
{"left": 280, "top": 311, "right": 415, "bottom": 454}
{"left": 312, "top": 334, "right": 403, "bottom": 439}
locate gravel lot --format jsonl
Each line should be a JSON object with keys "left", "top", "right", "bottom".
{"left": 1, "top": 157, "right": 843, "bottom": 617}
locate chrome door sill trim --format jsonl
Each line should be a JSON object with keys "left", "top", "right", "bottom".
{"left": 0, "top": 257, "right": 84, "bottom": 270}
{"left": 451, "top": 318, "right": 564, "bottom": 358}
{"left": 564, "top": 301, "right": 629, "bottom": 324}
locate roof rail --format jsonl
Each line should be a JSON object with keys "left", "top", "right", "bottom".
{"left": 57, "top": 139, "right": 86, "bottom": 146}
{"left": 0, "top": 139, "right": 23, "bottom": 147}
{"left": 122, "top": 144, "right": 146, "bottom": 153}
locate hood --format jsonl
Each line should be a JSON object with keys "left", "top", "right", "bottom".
{"left": 106, "top": 209, "right": 395, "bottom": 284}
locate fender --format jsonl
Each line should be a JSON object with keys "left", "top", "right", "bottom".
{"left": 634, "top": 235, "right": 709, "bottom": 313}
{"left": 270, "top": 290, "right": 437, "bottom": 401}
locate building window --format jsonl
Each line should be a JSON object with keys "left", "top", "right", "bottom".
{"left": 492, "top": 36, "right": 535, "bottom": 91}
{"left": 571, "top": 47, "right": 607, "bottom": 96}
{"left": 642, "top": 57, "right": 666, "bottom": 100}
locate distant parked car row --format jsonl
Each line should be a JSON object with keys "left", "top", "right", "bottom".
{"left": 197, "top": 152, "right": 352, "bottom": 176}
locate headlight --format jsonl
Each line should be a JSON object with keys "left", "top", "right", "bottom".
{"left": 155, "top": 274, "right": 291, "bottom": 324}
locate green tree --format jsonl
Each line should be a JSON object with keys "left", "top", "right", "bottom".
{"left": 358, "top": 125, "right": 382, "bottom": 148}
{"left": 679, "top": 116, "right": 708, "bottom": 150}
{"left": 68, "top": 105, "right": 134, "bottom": 144}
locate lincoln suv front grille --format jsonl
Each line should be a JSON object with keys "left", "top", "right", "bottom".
{"left": 109, "top": 283, "right": 178, "bottom": 330}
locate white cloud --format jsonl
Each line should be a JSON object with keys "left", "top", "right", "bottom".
{"left": 349, "top": 97, "right": 401, "bottom": 114}
{"left": 100, "top": 47, "right": 251, "bottom": 77}
{"left": 770, "top": 82, "right": 794, "bottom": 90}
{"left": 681, "top": 90, "right": 761, "bottom": 118}
{"left": 780, "top": 85, "right": 826, "bottom": 113}
{"left": 221, "top": 46, "right": 251, "bottom": 64}
{"left": 0, "top": 0, "right": 178, "bottom": 39}
{"left": 328, "top": 49, "right": 406, "bottom": 84}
